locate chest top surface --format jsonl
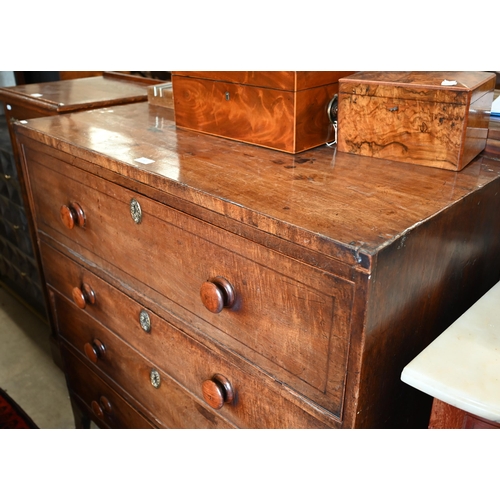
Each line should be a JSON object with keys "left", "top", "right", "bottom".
{"left": 14, "top": 101, "right": 500, "bottom": 266}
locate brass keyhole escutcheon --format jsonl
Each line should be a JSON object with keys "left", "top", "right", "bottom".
{"left": 150, "top": 368, "right": 161, "bottom": 389}
{"left": 130, "top": 198, "right": 142, "bottom": 224}
{"left": 139, "top": 310, "right": 151, "bottom": 333}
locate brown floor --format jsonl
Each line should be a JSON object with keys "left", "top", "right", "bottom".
{"left": 0, "top": 284, "right": 75, "bottom": 428}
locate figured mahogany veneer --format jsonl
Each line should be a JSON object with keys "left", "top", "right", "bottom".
{"left": 26, "top": 150, "right": 351, "bottom": 417}
{"left": 41, "top": 242, "right": 328, "bottom": 428}
{"left": 172, "top": 71, "right": 354, "bottom": 153}
{"left": 14, "top": 101, "right": 500, "bottom": 428}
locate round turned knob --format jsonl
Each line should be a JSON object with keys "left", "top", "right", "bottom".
{"left": 91, "top": 396, "right": 112, "bottom": 419}
{"left": 60, "top": 202, "right": 85, "bottom": 229}
{"left": 91, "top": 400, "right": 104, "bottom": 418}
{"left": 84, "top": 339, "right": 106, "bottom": 364}
{"left": 71, "top": 283, "right": 96, "bottom": 309}
{"left": 201, "top": 374, "right": 235, "bottom": 410}
{"left": 200, "top": 277, "right": 235, "bottom": 314}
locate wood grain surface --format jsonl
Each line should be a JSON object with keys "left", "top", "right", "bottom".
{"left": 14, "top": 101, "right": 500, "bottom": 428}
{"left": 172, "top": 72, "right": 349, "bottom": 152}
{"left": 338, "top": 71, "right": 496, "bottom": 170}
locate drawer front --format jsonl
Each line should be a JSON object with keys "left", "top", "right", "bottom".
{"left": 50, "top": 291, "right": 236, "bottom": 429}
{"left": 27, "top": 147, "right": 353, "bottom": 415}
{"left": 61, "top": 343, "right": 156, "bottom": 429}
{"left": 48, "top": 270, "right": 330, "bottom": 428}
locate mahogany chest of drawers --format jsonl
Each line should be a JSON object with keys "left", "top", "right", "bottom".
{"left": 13, "top": 101, "right": 500, "bottom": 428}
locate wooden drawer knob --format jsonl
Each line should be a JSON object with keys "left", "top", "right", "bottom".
{"left": 200, "top": 277, "right": 235, "bottom": 314}
{"left": 60, "top": 202, "right": 85, "bottom": 229}
{"left": 91, "top": 396, "right": 112, "bottom": 418}
{"left": 201, "top": 374, "right": 234, "bottom": 410}
{"left": 72, "top": 283, "right": 96, "bottom": 309}
{"left": 84, "top": 339, "right": 106, "bottom": 364}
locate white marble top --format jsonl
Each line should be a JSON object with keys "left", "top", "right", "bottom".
{"left": 401, "top": 280, "right": 500, "bottom": 423}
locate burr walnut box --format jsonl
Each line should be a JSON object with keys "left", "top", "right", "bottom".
{"left": 337, "top": 71, "right": 496, "bottom": 171}
{"left": 172, "top": 71, "right": 354, "bottom": 153}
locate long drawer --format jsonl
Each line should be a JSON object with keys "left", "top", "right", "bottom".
{"left": 44, "top": 243, "right": 331, "bottom": 428}
{"left": 26, "top": 145, "right": 354, "bottom": 417}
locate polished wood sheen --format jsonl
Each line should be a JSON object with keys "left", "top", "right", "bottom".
{"left": 60, "top": 202, "right": 85, "bottom": 229}
{"left": 173, "top": 71, "right": 355, "bottom": 91}
{"left": 71, "top": 283, "right": 96, "bottom": 309}
{"left": 338, "top": 71, "right": 496, "bottom": 171}
{"left": 14, "top": 100, "right": 500, "bottom": 428}
{"left": 172, "top": 71, "right": 354, "bottom": 153}
{"left": 428, "top": 398, "right": 500, "bottom": 429}
{"left": 40, "top": 242, "right": 327, "bottom": 428}
{"left": 84, "top": 339, "right": 106, "bottom": 364}
{"left": 202, "top": 374, "right": 235, "bottom": 410}
{"left": 200, "top": 277, "right": 236, "bottom": 314}
{"left": 486, "top": 110, "right": 500, "bottom": 157}
{"left": 0, "top": 73, "right": 168, "bottom": 368}
{"left": 1, "top": 73, "right": 165, "bottom": 176}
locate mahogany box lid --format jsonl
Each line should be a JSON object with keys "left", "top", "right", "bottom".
{"left": 172, "top": 71, "right": 354, "bottom": 91}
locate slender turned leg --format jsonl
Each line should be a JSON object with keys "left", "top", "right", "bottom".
{"left": 70, "top": 396, "right": 91, "bottom": 429}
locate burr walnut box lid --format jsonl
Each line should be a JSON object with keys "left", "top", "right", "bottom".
{"left": 171, "top": 71, "right": 354, "bottom": 154}
{"left": 338, "top": 71, "right": 496, "bottom": 171}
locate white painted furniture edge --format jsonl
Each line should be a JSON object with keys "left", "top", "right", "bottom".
{"left": 401, "top": 280, "right": 500, "bottom": 423}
